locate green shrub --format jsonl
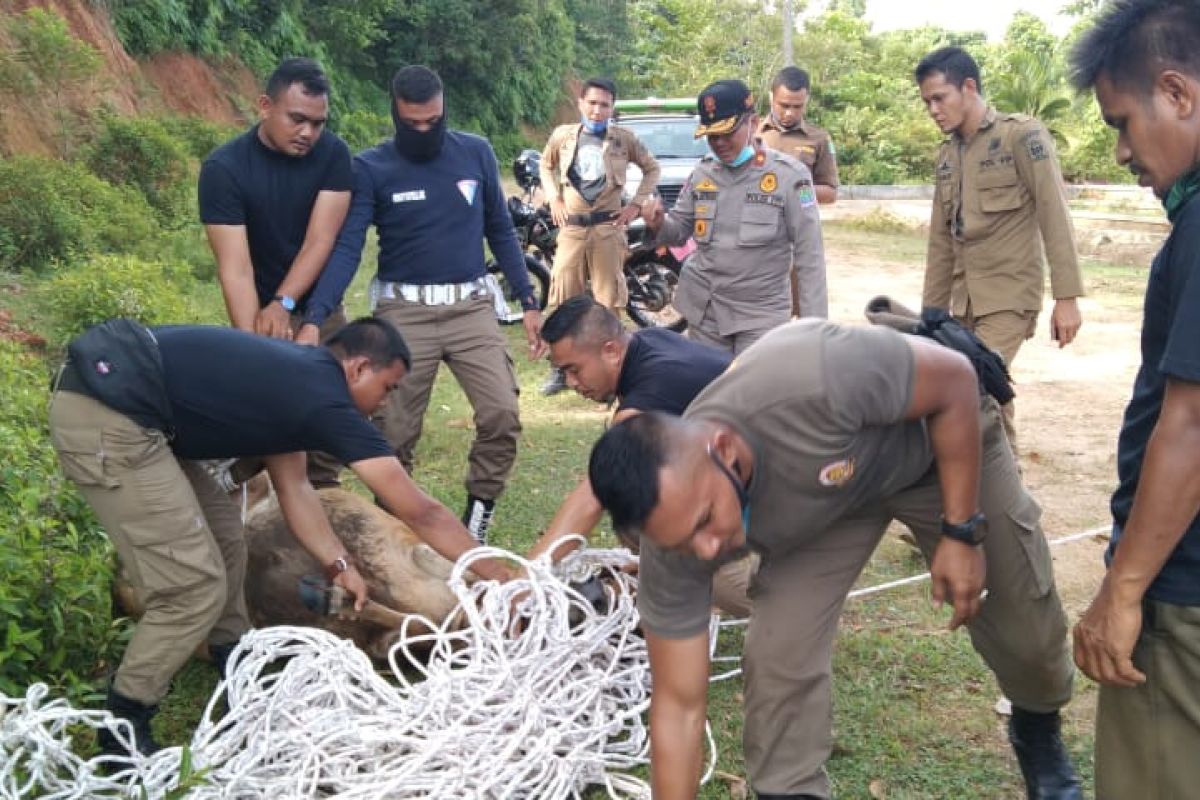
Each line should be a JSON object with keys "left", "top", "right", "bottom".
{"left": 85, "top": 113, "right": 194, "bottom": 228}
{"left": 0, "top": 156, "right": 160, "bottom": 273}
{"left": 157, "top": 114, "right": 240, "bottom": 161}
{"left": 0, "top": 340, "right": 125, "bottom": 699}
{"left": 36, "top": 254, "right": 201, "bottom": 345}
{"left": 334, "top": 108, "right": 391, "bottom": 153}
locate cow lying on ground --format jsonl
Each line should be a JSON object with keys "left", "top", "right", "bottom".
{"left": 117, "top": 488, "right": 464, "bottom": 661}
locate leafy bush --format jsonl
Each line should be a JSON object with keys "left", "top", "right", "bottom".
{"left": 334, "top": 108, "right": 392, "bottom": 153}
{"left": 157, "top": 114, "right": 239, "bottom": 161}
{"left": 36, "top": 254, "right": 202, "bottom": 345}
{"left": 0, "top": 156, "right": 160, "bottom": 273}
{"left": 85, "top": 113, "right": 194, "bottom": 228}
{"left": 0, "top": 340, "right": 126, "bottom": 699}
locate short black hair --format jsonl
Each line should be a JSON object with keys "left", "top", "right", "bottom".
{"left": 581, "top": 77, "right": 617, "bottom": 102}
{"left": 542, "top": 294, "right": 625, "bottom": 346}
{"left": 771, "top": 66, "right": 811, "bottom": 93}
{"left": 588, "top": 412, "right": 684, "bottom": 537}
{"left": 1069, "top": 0, "right": 1200, "bottom": 92}
{"left": 325, "top": 317, "right": 411, "bottom": 371}
{"left": 265, "top": 58, "right": 330, "bottom": 100}
{"left": 915, "top": 46, "right": 983, "bottom": 93}
{"left": 391, "top": 65, "right": 444, "bottom": 104}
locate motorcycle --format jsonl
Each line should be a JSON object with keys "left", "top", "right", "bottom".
{"left": 486, "top": 149, "right": 686, "bottom": 332}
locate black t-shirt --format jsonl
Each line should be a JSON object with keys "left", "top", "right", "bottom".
{"left": 1109, "top": 194, "right": 1200, "bottom": 606}
{"left": 152, "top": 325, "right": 392, "bottom": 464}
{"left": 616, "top": 327, "right": 732, "bottom": 414}
{"left": 198, "top": 126, "right": 353, "bottom": 310}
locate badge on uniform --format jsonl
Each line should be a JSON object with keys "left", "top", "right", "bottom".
{"left": 695, "top": 178, "right": 718, "bottom": 192}
{"left": 457, "top": 179, "right": 479, "bottom": 205}
{"left": 818, "top": 458, "right": 855, "bottom": 488}
{"left": 694, "top": 219, "right": 709, "bottom": 237}
{"left": 759, "top": 173, "right": 777, "bottom": 193}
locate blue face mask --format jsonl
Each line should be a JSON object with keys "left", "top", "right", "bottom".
{"left": 708, "top": 443, "right": 752, "bottom": 532}
{"left": 722, "top": 144, "right": 755, "bottom": 167}
{"left": 581, "top": 116, "right": 608, "bottom": 135}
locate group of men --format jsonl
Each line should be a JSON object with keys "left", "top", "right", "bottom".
{"left": 47, "top": 0, "right": 1200, "bottom": 797}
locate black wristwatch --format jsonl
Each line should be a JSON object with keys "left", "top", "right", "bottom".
{"left": 940, "top": 512, "right": 987, "bottom": 545}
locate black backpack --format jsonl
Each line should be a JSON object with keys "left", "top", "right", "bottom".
{"left": 66, "top": 318, "right": 175, "bottom": 436}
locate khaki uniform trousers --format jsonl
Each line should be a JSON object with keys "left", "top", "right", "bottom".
{"left": 374, "top": 294, "right": 521, "bottom": 500}
{"left": 48, "top": 390, "right": 249, "bottom": 706}
{"left": 961, "top": 306, "right": 1038, "bottom": 455}
{"left": 549, "top": 223, "right": 628, "bottom": 310}
{"left": 742, "top": 399, "right": 1073, "bottom": 797}
{"left": 1095, "top": 599, "right": 1200, "bottom": 800}
{"left": 686, "top": 302, "right": 785, "bottom": 356}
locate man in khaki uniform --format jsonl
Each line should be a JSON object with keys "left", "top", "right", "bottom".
{"left": 587, "top": 320, "right": 1081, "bottom": 800}
{"left": 757, "top": 66, "right": 839, "bottom": 204}
{"left": 541, "top": 77, "right": 660, "bottom": 310}
{"left": 758, "top": 65, "right": 840, "bottom": 321}
{"left": 644, "top": 79, "right": 827, "bottom": 355}
{"left": 917, "top": 46, "right": 1084, "bottom": 452}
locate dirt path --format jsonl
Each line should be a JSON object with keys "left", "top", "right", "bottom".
{"left": 822, "top": 230, "right": 1146, "bottom": 617}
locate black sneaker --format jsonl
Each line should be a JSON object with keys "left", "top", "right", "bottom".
{"left": 96, "top": 687, "right": 160, "bottom": 758}
{"left": 540, "top": 367, "right": 567, "bottom": 397}
{"left": 1008, "top": 707, "right": 1083, "bottom": 800}
{"left": 462, "top": 495, "right": 496, "bottom": 545}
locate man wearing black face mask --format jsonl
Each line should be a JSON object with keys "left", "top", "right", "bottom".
{"left": 310, "top": 65, "right": 544, "bottom": 544}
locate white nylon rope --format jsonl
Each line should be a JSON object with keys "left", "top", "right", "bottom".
{"left": 0, "top": 542, "right": 675, "bottom": 799}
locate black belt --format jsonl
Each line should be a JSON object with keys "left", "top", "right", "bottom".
{"left": 565, "top": 210, "right": 618, "bottom": 227}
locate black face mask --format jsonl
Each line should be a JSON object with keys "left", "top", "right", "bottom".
{"left": 392, "top": 110, "right": 447, "bottom": 162}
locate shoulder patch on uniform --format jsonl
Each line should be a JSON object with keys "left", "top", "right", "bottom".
{"left": 818, "top": 458, "right": 855, "bottom": 488}
{"left": 1021, "top": 129, "right": 1050, "bottom": 161}
{"left": 797, "top": 181, "right": 817, "bottom": 208}
{"left": 760, "top": 172, "right": 777, "bottom": 193}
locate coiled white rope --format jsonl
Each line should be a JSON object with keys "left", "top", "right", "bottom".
{"left": 0, "top": 542, "right": 673, "bottom": 799}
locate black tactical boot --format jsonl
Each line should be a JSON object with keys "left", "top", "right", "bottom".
{"left": 540, "top": 366, "right": 567, "bottom": 396}
{"left": 96, "top": 687, "right": 161, "bottom": 757}
{"left": 462, "top": 495, "right": 496, "bottom": 545}
{"left": 1008, "top": 707, "right": 1083, "bottom": 799}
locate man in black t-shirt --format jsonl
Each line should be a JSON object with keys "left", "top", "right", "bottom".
{"left": 525, "top": 296, "right": 752, "bottom": 616}
{"left": 50, "top": 318, "right": 511, "bottom": 758}
{"left": 1070, "top": 5, "right": 1200, "bottom": 797}
{"left": 199, "top": 58, "right": 352, "bottom": 345}
{"left": 199, "top": 58, "right": 354, "bottom": 487}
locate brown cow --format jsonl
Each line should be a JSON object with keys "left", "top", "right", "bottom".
{"left": 116, "top": 488, "right": 464, "bottom": 661}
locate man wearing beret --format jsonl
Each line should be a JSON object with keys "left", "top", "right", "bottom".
{"left": 644, "top": 80, "right": 827, "bottom": 354}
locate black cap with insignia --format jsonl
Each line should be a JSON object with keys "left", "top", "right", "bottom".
{"left": 694, "top": 79, "right": 755, "bottom": 139}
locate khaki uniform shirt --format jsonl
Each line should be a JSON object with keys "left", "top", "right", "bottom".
{"left": 638, "top": 320, "right": 932, "bottom": 638}
{"left": 540, "top": 123, "right": 660, "bottom": 215}
{"left": 757, "top": 117, "right": 840, "bottom": 190}
{"left": 656, "top": 149, "right": 828, "bottom": 335}
{"left": 924, "top": 107, "right": 1083, "bottom": 317}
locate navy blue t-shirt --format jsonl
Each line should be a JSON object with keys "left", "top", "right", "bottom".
{"left": 616, "top": 327, "right": 732, "bottom": 414}
{"left": 1108, "top": 193, "right": 1200, "bottom": 605}
{"left": 198, "top": 126, "right": 352, "bottom": 314}
{"left": 152, "top": 326, "right": 391, "bottom": 465}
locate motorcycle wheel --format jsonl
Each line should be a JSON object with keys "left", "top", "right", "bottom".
{"left": 624, "top": 250, "right": 687, "bottom": 332}
{"left": 486, "top": 253, "right": 551, "bottom": 324}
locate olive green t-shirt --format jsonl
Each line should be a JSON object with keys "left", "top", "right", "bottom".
{"left": 638, "top": 320, "right": 934, "bottom": 639}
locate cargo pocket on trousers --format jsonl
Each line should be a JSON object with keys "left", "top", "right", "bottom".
{"left": 1005, "top": 492, "right": 1054, "bottom": 599}
{"left": 51, "top": 425, "right": 119, "bottom": 489}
